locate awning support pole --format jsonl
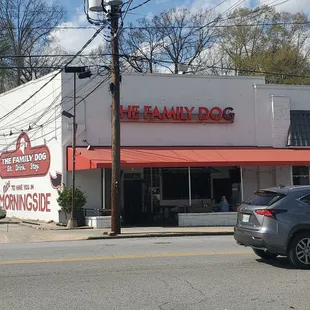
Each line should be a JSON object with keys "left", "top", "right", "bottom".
{"left": 240, "top": 166, "right": 244, "bottom": 202}
{"left": 188, "top": 167, "right": 192, "bottom": 207}
{"left": 150, "top": 168, "right": 153, "bottom": 213}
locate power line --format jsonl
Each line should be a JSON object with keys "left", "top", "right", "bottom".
{"left": 0, "top": 54, "right": 112, "bottom": 59}
{"left": 136, "top": 55, "right": 310, "bottom": 79}
{"left": 1, "top": 73, "right": 111, "bottom": 138}
{"left": 0, "top": 2, "right": 301, "bottom": 31}
{"left": 127, "top": 0, "right": 152, "bottom": 12}
{"left": 0, "top": 24, "right": 105, "bottom": 125}
{"left": 0, "top": 67, "right": 109, "bottom": 133}
{"left": 0, "top": 72, "right": 107, "bottom": 137}
{"left": 0, "top": 18, "right": 302, "bottom": 31}
{"left": 122, "top": 21, "right": 310, "bottom": 30}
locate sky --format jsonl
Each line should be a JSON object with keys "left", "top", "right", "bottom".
{"left": 53, "top": 0, "right": 310, "bottom": 53}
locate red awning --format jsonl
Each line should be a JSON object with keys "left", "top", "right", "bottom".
{"left": 67, "top": 146, "right": 310, "bottom": 171}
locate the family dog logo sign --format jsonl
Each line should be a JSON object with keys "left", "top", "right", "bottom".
{"left": 0, "top": 132, "right": 51, "bottom": 179}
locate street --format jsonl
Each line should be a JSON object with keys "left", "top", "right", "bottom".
{"left": 0, "top": 236, "right": 307, "bottom": 310}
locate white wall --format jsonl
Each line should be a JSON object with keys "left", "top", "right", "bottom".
{"left": 276, "top": 167, "right": 292, "bottom": 186}
{"left": 271, "top": 96, "right": 290, "bottom": 148}
{"left": 242, "top": 166, "right": 292, "bottom": 200}
{"left": 61, "top": 73, "right": 266, "bottom": 148}
{"left": 255, "top": 84, "right": 310, "bottom": 147}
{"left": 67, "top": 169, "right": 102, "bottom": 210}
{"left": 0, "top": 72, "right": 63, "bottom": 221}
{"left": 242, "top": 167, "right": 258, "bottom": 200}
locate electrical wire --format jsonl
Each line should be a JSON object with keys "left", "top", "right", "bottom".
{"left": 0, "top": 66, "right": 110, "bottom": 133}
{"left": 37, "top": 74, "right": 111, "bottom": 133}
{"left": 0, "top": 24, "right": 105, "bottom": 125}
{"left": 132, "top": 55, "right": 310, "bottom": 79}
{"left": 126, "top": 0, "right": 151, "bottom": 12}
{"left": 120, "top": 20, "right": 310, "bottom": 30}
{"left": 0, "top": 74, "right": 110, "bottom": 156}
{"left": 0, "top": 72, "right": 107, "bottom": 137}
{"left": 0, "top": 54, "right": 112, "bottom": 58}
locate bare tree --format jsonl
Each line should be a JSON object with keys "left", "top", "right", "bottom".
{"left": 121, "top": 8, "right": 219, "bottom": 74}
{"left": 0, "top": 0, "right": 66, "bottom": 88}
{"left": 120, "top": 17, "right": 163, "bottom": 73}
{"left": 153, "top": 8, "right": 218, "bottom": 74}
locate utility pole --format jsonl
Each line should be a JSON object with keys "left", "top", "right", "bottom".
{"left": 110, "top": 3, "right": 121, "bottom": 235}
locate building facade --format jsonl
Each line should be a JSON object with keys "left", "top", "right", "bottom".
{"left": 1, "top": 72, "right": 310, "bottom": 224}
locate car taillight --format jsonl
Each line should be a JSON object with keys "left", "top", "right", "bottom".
{"left": 255, "top": 209, "right": 287, "bottom": 218}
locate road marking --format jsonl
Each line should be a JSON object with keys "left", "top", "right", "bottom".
{"left": 0, "top": 250, "right": 252, "bottom": 265}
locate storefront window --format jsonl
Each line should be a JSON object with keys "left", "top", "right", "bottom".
{"left": 292, "top": 166, "right": 309, "bottom": 185}
{"left": 162, "top": 168, "right": 189, "bottom": 200}
{"left": 190, "top": 168, "right": 211, "bottom": 199}
{"left": 162, "top": 168, "right": 211, "bottom": 200}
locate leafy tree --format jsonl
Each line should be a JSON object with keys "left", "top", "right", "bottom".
{"left": 216, "top": 6, "right": 310, "bottom": 84}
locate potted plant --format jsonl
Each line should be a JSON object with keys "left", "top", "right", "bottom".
{"left": 57, "top": 184, "right": 87, "bottom": 227}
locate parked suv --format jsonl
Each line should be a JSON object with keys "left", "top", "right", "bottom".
{"left": 234, "top": 185, "right": 310, "bottom": 269}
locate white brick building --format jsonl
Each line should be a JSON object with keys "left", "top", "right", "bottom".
{"left": 0, "top": 72, "right": 310, "bottom": 226}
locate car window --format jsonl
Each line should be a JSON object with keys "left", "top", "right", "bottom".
{"left": 299, "top": 194, "right": 310, "bottom": 205}
{"left": 246, "top": 190, "right": 285, "bottom": 206}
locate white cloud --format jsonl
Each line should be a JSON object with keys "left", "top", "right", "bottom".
{"left": 51, "top": 8, "right": 105, "bottom": 54}
{"left": 190, "top": 0, "right": 252, "bottom": 15}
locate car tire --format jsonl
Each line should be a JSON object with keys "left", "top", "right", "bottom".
{"left": 252, "top": 249, "right": 278, "bottom": 260}
{"left": 288, "top": 232, "right": 310, "bottom": 269}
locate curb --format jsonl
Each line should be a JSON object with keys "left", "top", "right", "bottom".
{"left": 0, "top": 221, "right": 21, "bottom": 225}
{"left": 86, "top": 231, "right": 234, "bottom": 240}
{"left": 19, "top": 222, "right": 93, "bottom": 231}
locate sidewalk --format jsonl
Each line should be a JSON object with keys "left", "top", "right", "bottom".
{"left": 0, "top": 217, "right": 234, "bottom": 243}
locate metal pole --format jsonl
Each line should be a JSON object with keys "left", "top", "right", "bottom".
{"left": 240, "top": 166, "right": 244, "bottom": 202}
{"left": 68, "top": 72, "right": 77, "bottom": 228}
{"left": 150, "top": 168, "right": 153, "bottom": 213}
{"left": 188, "top": 167, "right": 192, "bottom": 207}
{"left": 110, "top": 4, "right": 121, "bottom": 235}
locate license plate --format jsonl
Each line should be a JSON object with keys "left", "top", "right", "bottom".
{"left": 241, "top": 214, "right": 250, "bottom": 222}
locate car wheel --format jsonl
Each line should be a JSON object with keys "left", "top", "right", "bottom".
{"left": 288, "top": 232, "right": 310, "bottom": 269}
{"left": 253, "top": 249, "right": 278, "bottom": 259}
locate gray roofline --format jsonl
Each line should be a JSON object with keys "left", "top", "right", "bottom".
{"left": 0, "top": 70, "right": 60, "bottom": 98}
{"left": 122, "top": 72, "right": 266, "bottom": 81}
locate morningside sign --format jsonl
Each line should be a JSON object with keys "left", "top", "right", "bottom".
{"left": 119, "top": 105, "right": 235, "bottom": 123}
{"left": 0, "top": 132, "right": 52, "bottom": 213}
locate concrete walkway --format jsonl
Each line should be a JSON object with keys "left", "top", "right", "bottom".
{"left": 0, "top": 217, "right": 234, "bottom": 243}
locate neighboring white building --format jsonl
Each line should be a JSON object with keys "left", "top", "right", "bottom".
{"left": 1, "top": 72, "right": 310, "bottom": 224}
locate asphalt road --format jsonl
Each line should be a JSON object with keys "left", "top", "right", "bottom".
{"left": 0, "top": 236, "right": 308, "bottom": 310}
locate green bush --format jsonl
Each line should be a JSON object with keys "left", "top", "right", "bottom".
{"left": 57, "top": 184, "right": 87, "bottom": 214}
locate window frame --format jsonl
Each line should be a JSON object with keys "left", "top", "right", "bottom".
{"left": 246, "top": 190, "right": 286, "bottom": 206}
{"left": 298, "top": 193, "right": 310, "bottom": 206}
{"left": 292, "top": 166, "right": 310, "bottom": 186}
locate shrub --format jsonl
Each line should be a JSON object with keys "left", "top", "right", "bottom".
{"left": 57, "top": 184, "right": 87, "bottom": 214}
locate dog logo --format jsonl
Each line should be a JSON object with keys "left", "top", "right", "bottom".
{"left": 49, "top": 171, "right": 62, "bottom": 190}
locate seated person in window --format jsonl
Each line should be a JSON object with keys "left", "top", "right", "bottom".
{"left": 219, "top": 196, "right": 230, "bottom": 212}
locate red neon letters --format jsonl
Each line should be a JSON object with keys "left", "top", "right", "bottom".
{"left": 119, "top": 105, "right": 234, "bottom": 123}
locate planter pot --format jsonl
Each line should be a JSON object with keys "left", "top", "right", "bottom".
{"left": 58, "top": 209, "right": 85, "bottom": 227}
